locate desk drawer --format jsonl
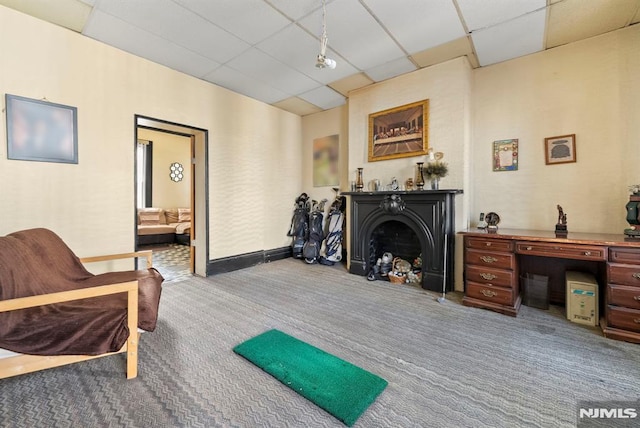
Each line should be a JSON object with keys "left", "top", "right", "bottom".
{"left": 608, "top": 263, "right": 640, "bottom": 286}
{"left": 466, "top": 249, "right": 515, "bottom": 270}
{"left": 466, "top": 237, "right": 514, "bottom": 252}
{"left": 466, "top": 281, "right": 513, "bottom": 306}
{"left": 466, "top": 265, "right": 515, "bottom": 288}
{"left": 609, "top": 247, "right": 640, "bottom": 264}
{"left": 607, "top": 284, "right": 640, "bottom": 309}
{"left": 606, "top": 306, "right": 640, "bottom": 332}
{"left": 516, "top": 241, "right": 606, "bottom": 261}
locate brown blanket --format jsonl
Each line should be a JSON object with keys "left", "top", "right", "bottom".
{"left": 0, "top": 228, "right": 163, "bottom": 356}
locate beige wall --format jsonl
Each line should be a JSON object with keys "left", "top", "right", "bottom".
{"left": 0, "top": 6, "right": 301, "bottom": 264}
{"left": 472, "top": 25, "right": 640, "bottom": 234}
{"left": 137, "top": 128, "right": 191, "bottom": 210}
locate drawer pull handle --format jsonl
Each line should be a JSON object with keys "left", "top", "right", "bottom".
{"left": 480, "top": 256, "right": 498, "bottom": 264}
{"left": 480, "top": 273, "right": 497, "bottom": 281}
{"left": 635, "top": 319, "right": 640, "bottom": 324}
{"left": 584, "top": 251, "right": 591, "bottom": 256}
{"left": 481, "top": 289, "right": 497, "bottom": 298}
{"left": 633, "top": 273, "right": 640, "bottom": 280}
{"left": 485, "top": 242, "right": 491, "bottom": 246}
{"left": 525, "top": 246, "right": 532, "bottom": 251}
{"left": 634, "top": 296, "right": 640, "bottom": 301}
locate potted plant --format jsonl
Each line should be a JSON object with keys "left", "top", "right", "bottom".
{"left": 423, "top": 161, "right": 448, "bottom": 189}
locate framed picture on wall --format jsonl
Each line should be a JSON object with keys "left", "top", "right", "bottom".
{"left": 313, "top": 134, "right": 339, "bottom": 187}
{"left": 544, "top": 134, "right": 576, "bottom": 165}
{"left": 493, "top": 139, "right": 518, "bottom": 171}
{"left": 368, "top": 99, "right": 429, "bottom": 162}
{"left": 5, "top": 94, "right": 78, "bottom": 164}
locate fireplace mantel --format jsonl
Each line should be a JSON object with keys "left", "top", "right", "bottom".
{"left": 343, "top": 190, "right": 462, "bottom": 293}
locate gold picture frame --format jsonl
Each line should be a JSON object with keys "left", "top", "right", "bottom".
{"left": 368, "top": 99, "right": 429, "bottom": 162}
{"left": 545, "top": 134, "right": 576, "bottom": 165}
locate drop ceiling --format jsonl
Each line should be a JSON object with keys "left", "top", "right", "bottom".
{"left": 1, "top": 0, "right": 639, "bottom": 116}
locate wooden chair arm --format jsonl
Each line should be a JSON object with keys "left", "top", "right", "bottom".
{"left": 80, "top": 250, "right": 153, "bottom": 269}
{"left": 0, "top": 281, "right": 139, "bottom": 379}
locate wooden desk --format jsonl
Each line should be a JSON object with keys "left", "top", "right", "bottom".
{"left": 459, "top": 228, "right": 640, "bottom": 344}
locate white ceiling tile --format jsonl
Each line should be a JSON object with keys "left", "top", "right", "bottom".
{"left": 268, "top": 0, "right": 324, "bottom": 20}
{"left": 256, "top": 24, "right": 358, "bottom": 84}
{"left": 173, "top": 0, "right": 292, "bottom": 45}
{"left": 5, "top": 0, "right": 635, "bottom": 112}
{"left": 458, "top": 0, "right": 546, "bottom": 31}
{"left": 83, "top": 10, "right": 220, "bottom": 77}
{"left": 202, "top": 65, "right": 289, "bottom": 104}
{"left": 365, "top": 56, "right": 417, "bottom": 82}
{"left": 298, "top": 0, "right": 406, "bottom": 70}
{"left": 472, "top": 8, "right": 546, "bottom": 66}
{"left": 362, "top": 0, "right": 466, "bottom": 54}
{"left": 298, "top": 86, "right": 346, "bottom": 110}
{"left": 92, "top": 0, "right": 250, "bottom": 63}
{"left": 226, "top": 48, "right": 321, "bottom": 95}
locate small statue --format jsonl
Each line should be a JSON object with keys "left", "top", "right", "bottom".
{"left": 557, "top": 205, "right": 567, "bottom": 225}
{"left": 556, "top": 205, "right": 568, "bottom": 236}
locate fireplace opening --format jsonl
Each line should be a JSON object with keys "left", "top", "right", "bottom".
{"left": 368, "top": 220, "right": 422, "bottom": 285}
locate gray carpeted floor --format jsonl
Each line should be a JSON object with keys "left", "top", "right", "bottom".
{"left": 2, "top": 258, "right": 639, "bottom": 427}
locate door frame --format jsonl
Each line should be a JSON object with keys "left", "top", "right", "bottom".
{"left": 134, "top": 115, "right": 209, "bottom": 276}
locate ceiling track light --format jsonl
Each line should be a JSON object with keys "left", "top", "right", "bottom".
{"left": 315, "top": 0, "right": 336, "bottom": 69}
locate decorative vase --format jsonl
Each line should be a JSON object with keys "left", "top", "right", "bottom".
{"left": 415, "top": 162, "right": 425, "bottom": 190}
{"left": 355, "top": 168, "right": 364, "bottom": 192}
{"left": 431, "top": 177, "right": 440, "bottom": 190}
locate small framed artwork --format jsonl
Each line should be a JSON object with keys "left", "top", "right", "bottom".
{"left": 493, "top": 139, "right": 518, "bottom": 171}
{"left": 545, "top": 134, "right": 576, "bottom": 165}
{"left": 5, "top": 94, "right": 78, "bottom": 164}
{"left": 368, "top": 99, "right": 429, "bottom": 162}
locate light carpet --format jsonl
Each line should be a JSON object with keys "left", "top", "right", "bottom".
{"left": 1, "top": 258, "right": 639, "bottom": 427}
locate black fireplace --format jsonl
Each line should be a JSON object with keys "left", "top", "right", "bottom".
{"left": 344, "top": 190, "right": 462, "bottom": 292}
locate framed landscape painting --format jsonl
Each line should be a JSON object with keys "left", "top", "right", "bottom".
{"left": 5, "top": 94, "right": 78, "bottom": 164}
{"left": 368, "top": 99, "right": 429, "bottom": 162}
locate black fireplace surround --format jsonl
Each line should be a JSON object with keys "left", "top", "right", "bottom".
{"left": 343, "top": 190, "right": 462, "bottom": 293}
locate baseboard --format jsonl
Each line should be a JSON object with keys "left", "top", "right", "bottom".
{"left": 207, "top": 246, "right": 292, "bottom": 275}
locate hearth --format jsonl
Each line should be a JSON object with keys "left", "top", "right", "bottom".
{"left": 344, "top": 190, "right": 462, "bottom": 292}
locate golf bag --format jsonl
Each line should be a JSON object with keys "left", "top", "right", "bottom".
{"left": 287, "top": 193, "right": 310, "bottom": 259}
{"left": 319, "top": 195, "right": 345, "bottom": 265}
{"left": 302, "top": 199, "right": 327, "bottom": 264}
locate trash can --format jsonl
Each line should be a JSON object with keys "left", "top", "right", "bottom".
{"left": 521, "top": 273, "right": 549, "bottom": 310}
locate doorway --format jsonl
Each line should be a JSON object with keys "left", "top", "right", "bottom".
{"left": 134, "top": 115, "right": 209, "bottom": 278}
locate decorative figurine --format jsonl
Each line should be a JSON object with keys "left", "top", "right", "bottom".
{"left": 555, "top": 204, "right": 568, "bottom": 237}
{"left": 405, "top": 177, "right": 414, "bottom": 191}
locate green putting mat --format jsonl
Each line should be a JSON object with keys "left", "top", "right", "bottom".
{"left": 233, "top": 329, "right": 388, "bottom": 426}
